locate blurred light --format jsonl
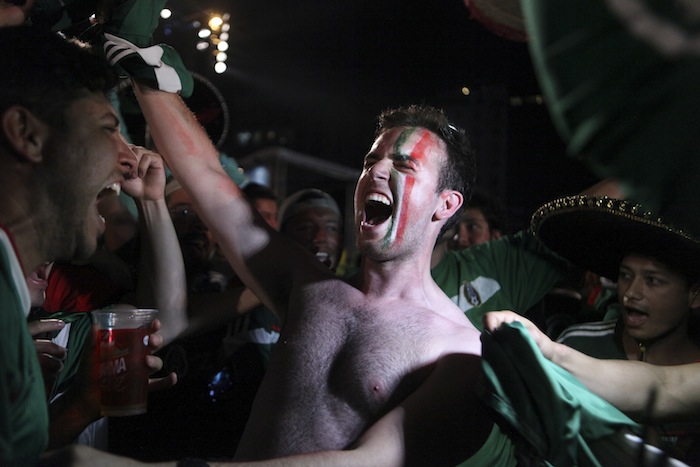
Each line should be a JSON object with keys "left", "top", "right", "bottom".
{"left": 209, "top": 16, "right": 224, "bottom": 30}
{"left": 160, "top": 9, "right": 172, "bottom": 19}
{"left": 191, "top": 20, "right": 201, "bottom": 28}
{"left": 217, "top": 41, "right": 229, "bottom": 52}
{"left": 221, "top": 23, "right": 230, "bottom": 32}
{"left": 461, "top": 86, "right": 471, "bottom": 96}
{"left": 216, "top": 52, "right": 228, "bottom": 62}
{"left": 222, "top": 13, "right": 231, "bottom": 21}
{"left": 219, "top": 32, "right": 229, "bottom": 41}
{"left": 196, "top": 41, "right": 210, "bottom": 51}
{"left": 214, "top": 62, "right": 227, "bottom": 74}
{"left": 535, "top": 95, "right": 544, "bottom": 105}
{"left": 198, "top": 28, "right": 212, "bottom": 38}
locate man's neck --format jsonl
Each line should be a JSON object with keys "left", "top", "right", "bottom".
{"left": 360, "top": 254, "right": 435, "bottom": 302}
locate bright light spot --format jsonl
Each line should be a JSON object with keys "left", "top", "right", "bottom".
{"left": 216, "top": 52, "right": 228, "bottom": 62}
{"left": 461, "top": 86, "right": 471, "bottom": 96}
{"left": 220, "top": 32, "right": 229, "bottom": 41}
{"left": 217, "top": 41, "right": 229, "bottom": 52}
{"left": 221, "top": 23, "right": 230, "bottom": 32}
{"left": 196, "top": 41, "right": 209, "bottom": 51}
{"left": 214, "top": 62, "right": 227, "bottom": 74}
{"left": 160, "top": 9, "right": 172, "bottom": 19}
{"left": 223, "top": 13, "right": 230, "bottom": 21}
{"left": 198, "top": 28, "right": 211, "bottom": 38}
{"left": 209, "top": 16, "right": 224, "bottom": 30}
{"left": 89, "top": 13, "right": 96, "bottom": 21}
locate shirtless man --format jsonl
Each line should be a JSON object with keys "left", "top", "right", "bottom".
{"left": 141, "top": 85, "right": 490, "bottom": 464}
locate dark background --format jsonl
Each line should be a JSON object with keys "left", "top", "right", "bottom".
{"left": 143, "top": 0, "right": 599, "bottom": 230}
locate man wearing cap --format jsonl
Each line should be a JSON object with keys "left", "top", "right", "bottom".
{"left": 278, "top": 188, "right": 344, "bottom": 271}
{"left": 531, "top": 195, "right": 700, "bottom": 462}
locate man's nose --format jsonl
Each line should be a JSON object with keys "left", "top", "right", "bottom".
{"left": 622, "top": 278, "right": 643, "bottom": 301}
{"left": 369, "top": 158, "right": 391, "bottom": 181}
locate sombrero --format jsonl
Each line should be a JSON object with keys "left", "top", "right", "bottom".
{"left": 530, "top": 195, "right": 700, "bottom": 280}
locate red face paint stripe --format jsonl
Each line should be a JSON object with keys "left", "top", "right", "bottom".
{"left": 410, "top": 131, "right": 433, "bottom": 163}
{"left": 395, "top": 176, "right": 415, "bottom": 243}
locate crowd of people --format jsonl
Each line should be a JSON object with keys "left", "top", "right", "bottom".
{"left": 2, "top": 0, "right": 700, "bottom": 465}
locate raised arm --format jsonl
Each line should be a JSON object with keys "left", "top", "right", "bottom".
{"left": 132, "top": 84, "right": 319, "bottom": 320}
{"left": 121, "top": 146, "right": 187, "bottom": 345}
{"left": 484, "top": 311, "right": 700, "bottom": 421}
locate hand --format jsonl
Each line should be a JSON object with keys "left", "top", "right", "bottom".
{"left": 59, "top": 317, "right": 176, "bottom": 422}
{"left": 0, "top": 0, "right": 34, "bottom": 28}
{"left": 146, "top": 319, "right": 178, "bottom": 392}
{"left": 120, "top": 145, "right": 167, "bottom": 202}
{"left": 483, "top": 311, "right": 556, "bottom": 360}
{"left": 28, "top": 319, "right": 67, "bottom": 399}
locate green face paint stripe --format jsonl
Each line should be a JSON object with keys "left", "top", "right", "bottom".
{"left": 392, "top": 127, "right": 416, "bottom": 154}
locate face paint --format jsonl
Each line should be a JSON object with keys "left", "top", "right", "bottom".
{"left": 379, "top": 129, "right": 432, "bottom": 249}
{"left": 386, "top": 171, "right": 414, "bottom": 249}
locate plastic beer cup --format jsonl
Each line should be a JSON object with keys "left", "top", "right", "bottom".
{"left": 93, "top": 308, "right": 158, "bottom": 416}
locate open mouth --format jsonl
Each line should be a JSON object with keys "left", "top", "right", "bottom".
{"left": 97, "top": 182, "right": 121, "bottom": 201}
{"left": 363, "top": 193, "right": 393, "bottom": 227}
{"left": 624, "top": 307, "right": 649, "bottom": 327}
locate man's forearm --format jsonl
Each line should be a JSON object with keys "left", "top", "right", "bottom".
{"left": 135, "top": 198, "right": 188, "bottom": 345}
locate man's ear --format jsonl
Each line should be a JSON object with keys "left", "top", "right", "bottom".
{"left": 1, "top": 106, "right": 49, "bottom": 163}
{"left": 435, "top": 190, "right": 463, "bottom": 221}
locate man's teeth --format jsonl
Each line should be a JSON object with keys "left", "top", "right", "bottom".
{"left": 366, "top": 193, "right": 390, "bottom": 205}
{"left": 106, "top": 182, "right": 121, "bottom": 196}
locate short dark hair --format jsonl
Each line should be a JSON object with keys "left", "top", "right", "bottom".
{"left": 0, "top": 26, "right": 117, "bottom": 133}
{"left": 376, "top": 104, "right": 476, "bottom": 235}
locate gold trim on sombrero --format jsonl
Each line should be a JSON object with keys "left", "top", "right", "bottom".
{"left": 530, "top": 195, "right": 696, "bottom": 243}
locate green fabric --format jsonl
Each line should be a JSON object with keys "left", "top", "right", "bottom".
{"left": 431, "top": 231, "right": 569, "bottom": 331}
{"left": 479, "top": 322, "right": 640, "bottom": 466}
{"left": 99, "top": 0, "right": 194, "bottom": 97}
{"left": 521, "top": 0, "right": 700, "bottom": 237}
{"left": 102, "top": 0, "right": 168, "bottom": 48}
{"left": 0, "top": 234, "right": 48, "bottom": 465}
{"left": 43, "top": 312, "right": 94, "bottom": 398}
{"left": 457, "top": 424, "right": 517, "bottom": 467}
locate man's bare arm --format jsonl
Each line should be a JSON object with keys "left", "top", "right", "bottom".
{"left": 484, "top": 311, "right": 700, "bottom": 421}
{"left": 132, "top": 83, "right": 303, "bottom": 319}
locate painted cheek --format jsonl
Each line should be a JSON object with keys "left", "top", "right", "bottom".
{"left": 394, "top": 175, "right": 415, "bottom": 244}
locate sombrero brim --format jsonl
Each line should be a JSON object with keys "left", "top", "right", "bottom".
{"left": 531, "top": 196, "right": 700, "bottom": 280}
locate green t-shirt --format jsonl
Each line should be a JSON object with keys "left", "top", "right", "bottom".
{"left": 0, "top": 230, "right": 49, "bottom": 466}
{"left": 480, "top": 322, "right": 640, "bottom": 465}
{"left": 431, "top": 230, "right": 569, "bottom": 331}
